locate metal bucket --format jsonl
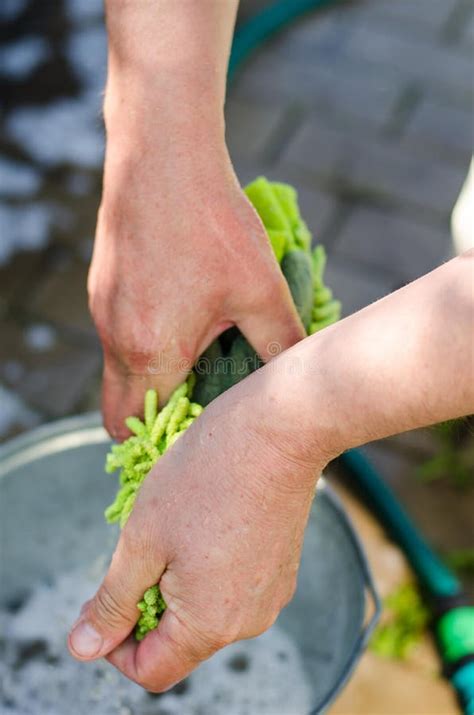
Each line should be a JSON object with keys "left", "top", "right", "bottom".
{"left": 0, "top": 414, "right": 380, "bottom": 714}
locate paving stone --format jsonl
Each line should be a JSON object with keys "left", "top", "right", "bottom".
{"left": 0, "top": 321, "right": 101, "bottom": 417}
{"left": 358, "top": 0, "right": 459, "bottom": 36}
{"left": 344, "top": 21, "right": 474, "bottom": 101}
{"left": 403, "top": 97, "right": 474, "bottom": 161}
{"left": 0, "top": 248, "right": 45, "bottom": 313}
{"left": 231, "top": 159, "right": 273, "bottom": 188}
{"left": 67, "top": 0, "right": 104, "bottom": 25}
{"left": 225, "top": 97, "right": 286, "bottom": 164}
{"left": 236, "top": 0, "right": 273, "bottom": 26}
{"left": 267, "top": 6, "right": 355, "bottom": 58}
{"left": 280, "top": 118, "right": 467, "bottom": 218}
{"left": 0, "top": 155, "right": 41, "bottom": 198}
{"left": 272, "top": 7, "right": 473, "bottom": 103}
{"left": 231, "top": 48, "right": 403, "bottom": 130}
{"left": 0, "top": 201, "right": 52, "bottom": 264}
{"left": 462, "top": 10, "right": 474, "bottom": 47}
{"left": 333, "top": 206, "right": 452, "bottom": 285}
{"left": 290, "top": 182, "right": 338, "bottom": 244}
{"left": 30, "top": 255, "right": 94, "bottom": 334}
{"left": 76, "top": 371, "right": 102, "bottom": 413}
{"left": 323, "top": 257, "right": 393, "bottom": 317}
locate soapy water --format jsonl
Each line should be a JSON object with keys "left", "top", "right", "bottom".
{"left": 1, "top": 561, "right": 313, "bottom": 715}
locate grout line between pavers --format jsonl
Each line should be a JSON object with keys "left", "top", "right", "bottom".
{"left": 326, "top": 205, "right": 409, "bottom": 288}
{"left": 384, "top": 82, "right": 424, "bottom": 140}
{"left": 442, "top": 0, "right": 474, "bottom": 46}
{"left": 319, "top": 198, "right": 353, "bottom": 254}
{"left": 260, "top": 101, "right": 308, "bottom": 167}
{"left": 282, "top": 161, "right": 457, "bottom": 230}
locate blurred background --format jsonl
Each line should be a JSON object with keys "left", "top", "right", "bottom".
{"left": 0, "top": 0, "right": 473, "bottom": 712}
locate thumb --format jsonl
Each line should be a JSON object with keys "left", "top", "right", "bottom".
{"left": 237, "top": 278, "right": 306, "bottom": 362}
{"left": 107, "top": 608, "right": 219, "bottom": 692}
{"left": 68, "top": 534, "right": 163, "bottom": 661}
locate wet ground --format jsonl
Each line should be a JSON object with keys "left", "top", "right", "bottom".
{"left": 1, "top": 0, "right": 473, "bottom": 713}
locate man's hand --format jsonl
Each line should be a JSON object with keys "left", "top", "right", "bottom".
{"left": 68, "top": 369, "right": 324, "bottom": 691}
{"left": 89, "top": 0, "right": 305, "bottom": 440}
{"left": 89, "top": 153, "right": 304, "bottom": 440}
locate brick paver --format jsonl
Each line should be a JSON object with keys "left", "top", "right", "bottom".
{"left": 278, "top": 117, "right": 467, "bottom": 218}
{"left": 0, "top": 321, "right": 100, "bottom": 417}
{"left": 345, "top": 21, "right": 473, "bottom": 100}
{"left": 267, "top": 4, "right": 473, "bottom": 104}
{"left": 332, "top": 206, "right": 452, "bottom": 284}
{"left": 463, "top": 10, "right": 474, "bottom": 47}
{"left": 323, "top": 257, "right": 393, "bottom": 316}
{"left": 360, "top": 0, "right": 459, "bottom": 35}
{"left": 232, "top": 51, "right": 404, "bottom": 129}
{"left": 30, "top": 255, "right": 95, "bottom": 335}
{"left": 403, "top": 97, "right": 474, "bottom": 161}
{"left": 225, "top": 96, "right": 287, "bottom": 165}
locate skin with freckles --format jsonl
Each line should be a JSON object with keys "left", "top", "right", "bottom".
{"left": 70, "top": 253, "right": 474, "bottom": 692}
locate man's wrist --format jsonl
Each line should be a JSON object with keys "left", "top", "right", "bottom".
{"left": 103, "top": 73, "right": 226, "bottom": 153}
{"left": 103, "top": 0, "right": 235, "bottom": 146}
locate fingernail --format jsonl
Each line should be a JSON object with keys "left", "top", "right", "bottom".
{"left": 69, "top": 620, "right": 103, "bottom": 658}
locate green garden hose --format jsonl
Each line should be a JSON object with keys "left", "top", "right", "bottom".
{"left": 340, "top": 449, "right": 474, "bottom": 715}
{"left": 229, "top": 3, "right": 474, "bottom": 713}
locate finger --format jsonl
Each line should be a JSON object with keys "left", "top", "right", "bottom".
{"left": 237, "top": 279, "right": 305, "bottom": 362}
{"left": 107, "top": 608, "right": 219, "bottom": 693}
{"left": 68, "top": 529, "right": 164, "bottom": 662}
{"left": 101, "top": 354, "right": 189, "bottom": 441}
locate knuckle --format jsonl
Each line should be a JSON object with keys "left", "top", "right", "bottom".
{"left": 93, "top": 583, "right": 131, "bottom": 628}
{"left": 197, "top": 612, "right": 242, "bottom": 650}
{"left": 182, "top": 626, "right": 229, "bottom": 660}
{"left": 202, "top": 628, "right": 234, "bottom": 653}
{"left": 119, "top": 525, "right": 157, "bottom": 580}
{"left": 119, "top": 524, "right": 145, "bottom": 559}
{"left": 90, "top": 308, "right": 156, "bottom": 373}
{"left": 168, "top": 619, "right": 232, "bottom": 663}
{"left": 248, "top": 269, "right": 282, "bottom": 307}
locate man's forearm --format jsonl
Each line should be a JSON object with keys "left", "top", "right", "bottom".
{"left": 103, "top": 0, "right": 238, "bottom": 145}
{"left": 262, "top": 252, "right": 474, "bottom": 461}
